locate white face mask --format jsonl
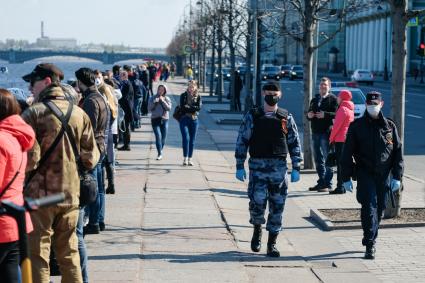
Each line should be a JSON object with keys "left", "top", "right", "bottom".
{"left": 366, "top": 104, "right": 381, "bottom": 117}
{"left": 95, "top": 78, "right": 102, "bottom": 86}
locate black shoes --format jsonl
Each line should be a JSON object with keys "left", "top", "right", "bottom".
{"left": 251, "top": 225, "right": 262, "bottom": 252}
{"left": 99, "top": 222, "right": 105, "bottom": 231}
{"left": 329, "top": 188, "right": 346, "bottom": 194}
{"left": 106, "top": 184, "right": 115, "bottom": 194}
{"left": 308, "top": 184, "right": 322, "bottom": 191}
{"left": 266, "top": 232, "right": 280, "bottom": 257}
{"left": 364, "top": 245, "right": 376, "bottom": 260}
{"left": 84, "top": 224, "right": 100, "bottom": 235}
{"left": 117, "top": 145, "right": 131, "bottom": 151}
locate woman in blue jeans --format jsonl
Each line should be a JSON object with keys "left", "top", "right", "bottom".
{"left": 148, "top": 84, "right": 172, "bottom": 160}
{"left": 179, "top": 81, "right": 202, "bottom": 166}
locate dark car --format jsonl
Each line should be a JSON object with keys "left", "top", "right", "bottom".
{"left": 262, "top": 66, "right": 281, "bottom": 81}
{"left": 280, "top": 64, "right": 292, "bottom": 77}
{"left": 289, "top": 65, "right": 303, "bottom": 80}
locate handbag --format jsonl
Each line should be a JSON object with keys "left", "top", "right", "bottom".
{"left": 325, "top": 143, "right": 337, "bottom": 168}
{"left": 173, "top": 105, "right": 184, "bottom": 121}
{"left": 44, "top": 100, "right": 97, "bottom": 207}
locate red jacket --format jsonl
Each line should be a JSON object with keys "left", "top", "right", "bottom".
{"left": 0, "top": 115, "right": 35, "bottom": 243}
{"left": 330, "top": 100, "right": 354, "bottom": 143}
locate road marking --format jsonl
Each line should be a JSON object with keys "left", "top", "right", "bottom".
{"left": 407, "top": 114, "right": 423, "bottom": 119}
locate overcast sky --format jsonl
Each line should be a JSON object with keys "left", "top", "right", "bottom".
{"left": 0, "top": 0, "right": 190, "bottom": 48}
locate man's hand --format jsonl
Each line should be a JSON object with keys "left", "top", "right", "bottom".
{"left": 236, "top": 169, "right": 246, "bottom": 182}
{"left": 390, "top": 179, "right": 401, "bottom": 192}
{"left": 342, "top": 181, "right": 353, "bottom": 192}
{"left": 291, "top": 169, "right": 300, "bottom": 183}
{"left": 307, "top": 112, "right": 315, "bottom": 119}
{"left": 316, "top": 111, "right": 325, "bottom": 119}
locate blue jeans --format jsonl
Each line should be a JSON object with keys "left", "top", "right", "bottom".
{"left": 312, "top": 133, "right": 333, "bottom": 187}
{"left": 151, "top": 118, "right": 168, "bottom": 156}
{"left": 76, "top": 207, "right": 88, "bottom": 283}
{"left": 86, "top": 156, "right": 105, "bottom": 225}
{"left": 179, "top": 116, "right": 198, "bottom": 158}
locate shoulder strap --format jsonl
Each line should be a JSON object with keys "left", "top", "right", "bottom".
{"left": 25, "top": 100, "right": 73, "bottom": 188}
{"left": 44, "top": 101, "right": 84, "bottom": 173}
{"left": 0, "top": 154, "right": 23, "bottom": 199}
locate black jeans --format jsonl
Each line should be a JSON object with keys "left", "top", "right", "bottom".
{"left": 335, "top": 142, "right": 344, "bottom": 190}
{"left": 0, "top": 241, "right": 20, "bottom": 283}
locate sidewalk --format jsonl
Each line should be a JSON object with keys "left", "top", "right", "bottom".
{"left": 70, "top": 78, "right": 424, "bottom": 282}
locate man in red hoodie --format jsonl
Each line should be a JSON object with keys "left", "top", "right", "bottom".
{"left": 329, "top": 90, "right": 354, "bottom": 194}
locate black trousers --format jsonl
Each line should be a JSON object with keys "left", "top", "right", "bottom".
{"left": 0, "top": 241, "right": 20, "bottom": 283}
{"left": 335, "top": 142, "right": 344, "bottom": 190}
{"left": 356, "top": 169, "right": 389, "bottom": 247}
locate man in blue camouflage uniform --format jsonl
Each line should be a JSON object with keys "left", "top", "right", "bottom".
{"left": 235, "top": 81, "right": 302, "bottom": 257}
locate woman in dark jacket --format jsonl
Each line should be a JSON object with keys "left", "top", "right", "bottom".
{"left": 179, "top": 80, "right": 202, "bottom": 166}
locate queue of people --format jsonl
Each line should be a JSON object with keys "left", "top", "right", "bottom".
{"left": 0, "top": 63, "right": 405, "bottom": 283}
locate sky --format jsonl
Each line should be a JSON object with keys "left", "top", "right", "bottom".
{"left": 0, "top": 0, "right": 190, "bottom": 48}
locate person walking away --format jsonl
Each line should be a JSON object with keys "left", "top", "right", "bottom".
{"left": 0, "top": 89, "right": 35, "bottom": 283}
{"left": 117, "top": 71, "right": 134, "bottom": 151}
{"left": 148, "top": 84, "right": 172, "bottom": 160}
{"left": 170, "top": 62, "right": 176, "bottom": 79}
{"left": 186, "top": 65, "right": 194, "bottom": 81}
{"left": 329, "top": 90, "right": 354, "bottom": 194}
{"left": 235, "top": 81, "right": 302, "bottom": 257}
{"left": 234, "top": 70, "right": 243, "bottom": 111}
{"left": 75, "top": 68, "right": 109, "bottom": 235}
{"left": 340, "top": 91, "right": 403, "bottom": 260}
{"left": 179, "top": 80, "right": 202, "bottom": 166}
{"left": 307, "top": 77, "right": 338, "bottom": 192}
{"left": 22, "top": 63, "right": 99, "bottom": 283}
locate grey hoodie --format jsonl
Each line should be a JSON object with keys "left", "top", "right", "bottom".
{"left": 148, "top": 85, "right": 172, "bottom": 120}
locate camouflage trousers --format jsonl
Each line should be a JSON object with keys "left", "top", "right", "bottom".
{"left": 248, "top": 158, "right": 288, "bottom": 233}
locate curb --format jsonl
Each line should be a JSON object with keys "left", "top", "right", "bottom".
{"left": 216, "top": 118, "right": 242, "bottom": 125}
{"left": 310, "top": 208, "right": 425, "bottom": 231}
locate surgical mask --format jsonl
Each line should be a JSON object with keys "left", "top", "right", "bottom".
{"left": 95, "top": 78, "right": 102, "bottom": 87}
{"left": 366, "top": 104, "right": 381, "bottom": 117}
{"left": 264, "top": 95, "right": 279, "bottom": 106}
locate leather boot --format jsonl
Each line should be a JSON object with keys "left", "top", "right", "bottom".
{"left": 250, "top": 225, "right": 262, "bottom": 252}
{"left": 266, "top": 232, "right": 280, "bottom": 257}
{"left": 364, "top": 245, "right": 376, "bottom": 260}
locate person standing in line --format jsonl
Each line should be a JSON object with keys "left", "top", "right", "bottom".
{"left": 148, "top": 84, "right": 172, "bottom": 160}
{"left": 22, "top": 63, "right": 99, "bottom": 283}
{"left": 234, "top": 81, "right": 302, "bottom": 257}
{"left": 340, "top": 91, "right": 403, "bottom": 260}
{"left": 147, "top": 62, "right": 157, "bottom": 96}
{"left": 139, "top": 64, "right": 150, "bottom": 116}
{"left": 306, "top": 77, "right": 338, "bottom": 192}
{"left": 75, "top": 68, "right": 109, "bottom": 235}
{"left": 117, "top": 71, "right": 134, "bottom": 151}
{"left": 233, "top": 70, "right": 243, "bottom": 111}
{"left": 179, "top": 80, "right": 202, "bottom": 166}
{"left": 0, "top": 89, "right": 35, "bottom": 283}
{"left": 329, "top": 90, "right": 354, "bottom": 194}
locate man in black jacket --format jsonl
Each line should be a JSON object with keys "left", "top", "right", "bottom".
{"left": 139, "top": 64, "right": 150, "bottom": 116}
{"left": 118, "top": 71, "right": 134, "bottom": 151}
{"left": 340, "top": 91, "right": 403, "bottom": 260}
{"left": 307, "top": 77, "right": 338, "bottom": 192}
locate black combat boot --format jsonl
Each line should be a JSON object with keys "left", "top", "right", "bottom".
{"left": 364, "top": 245, "right": 376, "bottom": 260}
{"left": 250, "top": 225, "right": 262, "bottom": 252}
{"left": 266, "top": 232, "right": 280, "bottom": 257}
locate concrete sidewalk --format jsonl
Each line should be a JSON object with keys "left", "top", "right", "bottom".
{"left": 71, "top": 78, "right": 424, "bottom": 282}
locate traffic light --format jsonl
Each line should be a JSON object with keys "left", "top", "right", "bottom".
{"left": 417, "top": 43, "right": 425, "bottom": 57}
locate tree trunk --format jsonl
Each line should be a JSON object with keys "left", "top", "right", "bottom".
{"left": 209, "top": 24, "right": 216, "bottom": 97}
{"left": 228, "top": 0, "right": 236, "bottom": 111}
{"left": 385, "top": 0, "right": 408, "bottom": 218}
{"left": 216, "top": 22, "right": 224, "bottom": 101}
{"left": 244, "top": 11, "right": 253, "bottom": 113}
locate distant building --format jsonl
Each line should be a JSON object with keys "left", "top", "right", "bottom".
{"left": 36, "top": 37, "right": 78, "bottom": 49}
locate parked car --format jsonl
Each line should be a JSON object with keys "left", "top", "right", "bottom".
{"left": 330, "top": 87, "right": 366, "bottom": 119}
{"left": 289, "top": 65, "right": 304, "bottom": 80}
{"left": 222, "top": 67, "right": 231, "bottom": 81}
{"left": 262, "top": 66, "right": 281, "bottom": 80}
{"left": 331, "top": 81, "right": 358, "bottom": 88}
{"left": 280, "top": 64, "right": 292, "bottom": 77}
{"left": 351, "top": 69, "right": 374, "bottom": 85}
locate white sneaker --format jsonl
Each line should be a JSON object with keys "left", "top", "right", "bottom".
{"left": 188, "top": 158, "right": 194, "bottom": 166}
{"left": 156, "top": 155, "right": 163, "bottom": 160}
{"left": 183, "top": 157, "right": 188, "bottom": 166}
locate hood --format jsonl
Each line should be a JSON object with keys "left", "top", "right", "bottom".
{"left": 157, "top": 84, "right": 168, "bottom": 95}
{"left": 0, "top": 114, "right": 35, "bottom": 151}
{"left": 339, "top": 90, "right": 352, "bottom": 101}
{"left": 340, "top": 100, "right": 354, "bottom": 111}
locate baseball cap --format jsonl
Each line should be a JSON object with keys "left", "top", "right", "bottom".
{"left": 366, "top": 91, "right": 382, "bottom": 104}
{"left": 22, "top": 63, "right": 64, "bottom": 83}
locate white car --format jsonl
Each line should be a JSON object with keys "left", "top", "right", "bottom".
{"left": 330, "top": 87, "right": 366, "bottom": 119}
{"left": 351, "top": 69, "right": 374, "bottom": 85}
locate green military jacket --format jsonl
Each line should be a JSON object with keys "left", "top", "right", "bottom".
{"left": 22, "top": 84, "right": 100, "bottom": 206}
